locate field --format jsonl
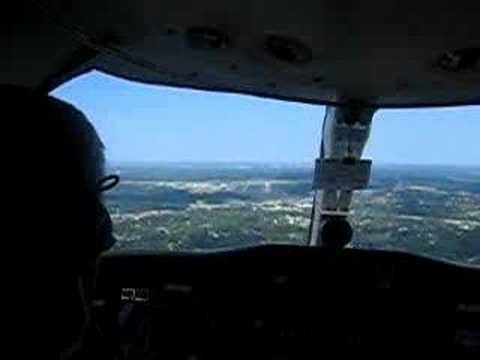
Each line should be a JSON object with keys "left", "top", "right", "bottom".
{"left": 105, "top": 163, "right": 480, "bottom": 265}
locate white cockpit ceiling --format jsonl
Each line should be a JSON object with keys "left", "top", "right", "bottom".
{"left": 2, "top": 0, "right": 480, "bottom": 107}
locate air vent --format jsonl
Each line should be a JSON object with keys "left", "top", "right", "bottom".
{"left": 265, "top": 35, "right": 312, "bottom": 64}
{"left": 437, "top": 48, "right": 480, "bottom": 72}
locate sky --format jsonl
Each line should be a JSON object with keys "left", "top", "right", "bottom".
{"left": 52, "top": 71, "right": 479, "bottom": 166}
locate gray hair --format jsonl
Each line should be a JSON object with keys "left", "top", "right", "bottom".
{"left": 55, "top": 100, "right": 106, "bottom": 193}
{"left": 2, "top": 84, "right": 106, "bottom": 198}
{"left": 41, "top": 94, "right": 106, "bottom": 194}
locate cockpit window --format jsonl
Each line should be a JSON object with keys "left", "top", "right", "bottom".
{"left": 53, "top": 71, "right": 479, "bottom": 265}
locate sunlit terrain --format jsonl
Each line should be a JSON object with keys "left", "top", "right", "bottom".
{"left": 106, "top": 163, "right": 480, "bottom": 265}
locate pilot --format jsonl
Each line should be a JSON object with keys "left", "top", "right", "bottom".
{"left": 1, "top": 85, "right": 118, "bottom": 359}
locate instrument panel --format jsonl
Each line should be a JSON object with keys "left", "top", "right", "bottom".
{"left": 96, "top": 245, "right": 480, "bottom": 358}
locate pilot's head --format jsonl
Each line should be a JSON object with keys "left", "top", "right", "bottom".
{"left": 1, "top": 85, "right": 116, "bottom": 358}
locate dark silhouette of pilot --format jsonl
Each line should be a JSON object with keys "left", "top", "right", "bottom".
{"left": 1, "top": 85, "right": 117, "bottom": 359}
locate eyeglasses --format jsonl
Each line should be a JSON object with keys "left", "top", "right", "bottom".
{"left": 97, "top": 174, "right": 120, "bottom": 193}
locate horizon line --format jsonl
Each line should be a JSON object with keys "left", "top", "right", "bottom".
{"left": 106, "top": 160, "right": 480, "bottom": 168}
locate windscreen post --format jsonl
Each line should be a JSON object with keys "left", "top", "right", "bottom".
{"left": 309, "top": 105, "right": 377, "bottom": 248}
